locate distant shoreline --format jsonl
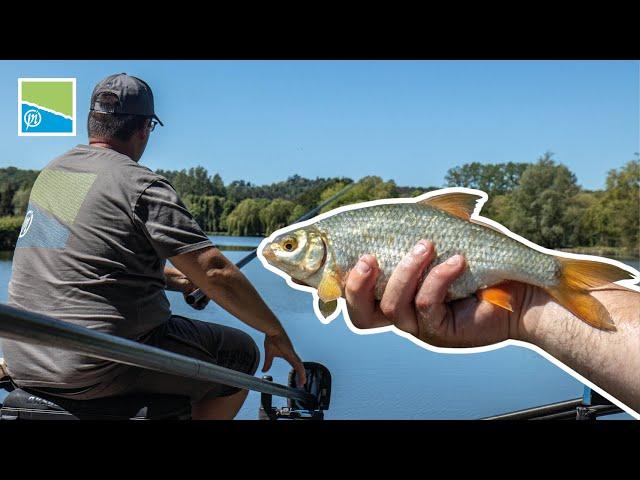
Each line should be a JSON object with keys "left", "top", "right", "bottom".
{"left": 206, "top": 232, "right": 263, "bottom": 238}
{"left": 557, "top": 247, "right": 639, "bottom": 261}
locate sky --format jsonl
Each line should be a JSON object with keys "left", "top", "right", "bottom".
{"left": 1, "top": 60, "right": 638, "bottom": 190}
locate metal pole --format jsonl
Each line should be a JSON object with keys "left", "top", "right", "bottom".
{"left": 0, "top": 303, "right": 315, "bottom": 405}
{"left": 480, "top": 398, "right": 623, "bottom": 420}
{"left": 480, "top": 398, "right": 583, "bottom": 420}
{"left": 186, "top": 181, "right": 356, "bottom": 305}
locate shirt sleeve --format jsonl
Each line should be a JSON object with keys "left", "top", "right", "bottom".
{"left": 134, "top": 179, "right": 213, "bottom": 259}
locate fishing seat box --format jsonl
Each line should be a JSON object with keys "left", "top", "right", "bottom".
{"left": 0, "top": 387, "right": 191, "bottom": 420}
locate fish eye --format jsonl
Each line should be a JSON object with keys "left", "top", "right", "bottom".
{"left": 282, "top": 237, "right": 298, "bottom": 252}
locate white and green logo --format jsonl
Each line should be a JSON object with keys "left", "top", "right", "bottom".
{"left": 18, "top": 78, "right": 76, "bottom": 136}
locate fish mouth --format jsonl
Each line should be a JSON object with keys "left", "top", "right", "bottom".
{"left": 262, "top": 243, "right": 277, "bottom": 262}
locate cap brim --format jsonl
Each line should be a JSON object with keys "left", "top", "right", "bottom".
{"left": 153, "top": 115, "right": 164, "bottom": 127}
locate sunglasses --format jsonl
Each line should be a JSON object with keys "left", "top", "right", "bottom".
{"left": 148, "top": 119, "right": 159, "bottom": 132}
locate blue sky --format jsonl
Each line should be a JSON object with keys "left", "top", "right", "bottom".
{"left": 1, "top": 60, "right": 638, "bottom": 190}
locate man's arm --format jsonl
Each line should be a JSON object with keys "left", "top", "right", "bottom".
{"left": 517, "top": 286, "right": 640, "bottom": 412}
{"left": 164, "top": 264, "right": 192, "bottom": 292}
{"left": 344, "top": 240, "right": 640, "bottom": 413}
{"left": 169, "top": 246, "right": 307, "bottom": 386}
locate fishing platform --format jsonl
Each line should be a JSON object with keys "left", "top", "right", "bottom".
{"left": 0, "top": 303, "right": 331, "bottom": 420}
{"left": 0, "top": 301, "right": 623, "bottom": 420}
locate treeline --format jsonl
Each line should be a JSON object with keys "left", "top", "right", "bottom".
{"left": 445, "top": 153, "right": 639, "bottom": 254}
{"left": 156, "top": 170, "right": 357, "bottom": 235}
{"left": 0, "top": 167, "right": 39, "bottom": 218}
{"left": 0, "top": 154, "right": 638, "bottom": 256}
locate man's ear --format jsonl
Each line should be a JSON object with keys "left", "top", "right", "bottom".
{"left": 137, "top": 125, "right": 150, "bottom": 141}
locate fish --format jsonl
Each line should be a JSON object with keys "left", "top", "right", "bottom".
{"left": 260, "top": 191, "right": 636, "bottom": 330}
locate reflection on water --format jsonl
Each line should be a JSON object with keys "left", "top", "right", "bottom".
{"left": 0, "top": 241, "right": 637, "bottom": 420}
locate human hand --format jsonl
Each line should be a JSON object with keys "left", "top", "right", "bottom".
{"left": 344, "top": 240, "right": 549, "bottom": 348}
{"left": 263, "top": 329, "right": 307, "bottom": 387}
{"left": 165, "top": 265, "right": 210, "bottom": 310}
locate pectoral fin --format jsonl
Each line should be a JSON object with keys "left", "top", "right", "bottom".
{"left": 317, "top": 298, "right": 339, "bottom": 319}
{"left": 477, "top": 285, "right": 513, "bottom": 312}
{"left": 318, "top": 271, "right": 342, "bottom": 302}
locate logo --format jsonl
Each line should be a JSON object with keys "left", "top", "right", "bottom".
{"left": 23, "top": 109, "right": 42, "bottom": 130}
{"left": 18, "top": 78, "right": 76, "bottom": 136}
{"left": 19, "top": 210, "right": 34, "bottom": 238}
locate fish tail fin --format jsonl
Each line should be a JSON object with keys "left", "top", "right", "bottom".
{"left": 545, "top": 257, "right": 635, "bottom": 331}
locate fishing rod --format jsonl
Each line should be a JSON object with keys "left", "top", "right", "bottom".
{"left": 480, "top": 387, "right": 624, "bottom": 420}
{"left": 0, "top": 303, "right": 315, "bottom": 406}
{"left": 186, "top": 181, "right": 356, "bottom": 306}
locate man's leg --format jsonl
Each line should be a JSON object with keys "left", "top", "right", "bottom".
{"left": 191, "top": 388, "right": 249, "bottom": 420}
{"left": 128, "top": 316, "right": 261, "bottom": 419}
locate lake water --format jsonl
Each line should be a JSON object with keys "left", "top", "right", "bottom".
{"left": 0, "top": 236, "right": 637, "bottom": 420}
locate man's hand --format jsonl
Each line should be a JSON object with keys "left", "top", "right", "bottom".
{"left": 164, "top": 264, "right": 210, "bottom": 310}
{"left": 263, "top": 329, "right": 307, "bottom": 388}
{"left": 345, "top": 239, "right": 546, "bottom": 348}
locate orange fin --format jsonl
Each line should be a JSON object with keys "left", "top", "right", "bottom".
{"left": 545, "top": 257, "right": 636, "bottom": 331}
{"left": 318, "top": 271, "right": 342, "bottom": 302}
{"left": 317, "top": 299, "right": 338, "bottom": 319}
{"left": 477, "top": 285, "right": 513, "bottom": 312}
{"left": 418, "top": 192, "right": 483, "bottom": 220}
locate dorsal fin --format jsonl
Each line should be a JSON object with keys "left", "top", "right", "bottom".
{"left": 418, "top": 192, "right": 483, "bottom": 220}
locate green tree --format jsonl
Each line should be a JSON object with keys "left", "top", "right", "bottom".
{"left": 582, "top": 160, "right": 639, "bottom": 252}
{"left": 504, "top": 153, "right": 580, "bottom": 248}
{"left": 0, "top": 182, "right": 17, "bottom": 216}
{"left": 320, "top": 176, "right": 398, "bottom": 212}
{"left": 445, "top": 161, "right": 529, "bottom": 196}
{"left": 260, "top": 199, "right": 296, "bottom": 234}
{"left": 211, "top": 173, "right": 226, "bottom": 197}
{"left": 225, "top": 198, "right": 269, "bottom": 236}
{"left": 11, "top": 186, "right": 31, "bottom": 216}
{"left": 288, "top": 204, "right": 308, "bottom": 224}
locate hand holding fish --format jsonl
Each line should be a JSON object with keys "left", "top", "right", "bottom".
{"left": 345, "top": 240, "right": 640, "bottom": 412}
{"left": 344, "top": 240, "right": 529, "bottom": 347}
{"left": 261, "top": 190, "right": 640, "bottom": 412}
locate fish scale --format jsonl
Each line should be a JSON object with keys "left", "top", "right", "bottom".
{"left": 316, "top": 203, "right": 561, "bottom": 299}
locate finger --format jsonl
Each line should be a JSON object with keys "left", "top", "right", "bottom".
{"left": 379, "top": 240, "right": 435, "bottom": 335}
{"left": 282, "top": 349, "right": 307, "bottom": 387}
{"left": 294, "top": 358, "right": 307, "bottom": 388}
{"left": 345, "top": 255, "right": 391, "bottom": 329}
{"left": 415, "top": 255, "right": 466, "bottom": 340}
{"left": 262, "top": 349, "right": 274, "bottom": 372}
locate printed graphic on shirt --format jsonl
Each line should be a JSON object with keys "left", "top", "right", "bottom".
{"left": 16, "top": 169, "right": 97, "bottom": 249}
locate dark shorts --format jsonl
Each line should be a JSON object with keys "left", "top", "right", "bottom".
{"left": 32, "top": 315, "right": 260, "bottom": 404}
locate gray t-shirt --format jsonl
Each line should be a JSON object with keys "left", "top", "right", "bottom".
{"left": 1, "top": 145, "right": 212, "bottom": 389}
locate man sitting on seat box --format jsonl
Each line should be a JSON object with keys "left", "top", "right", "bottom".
{"left": 1, "top": 73, "right": 306, "bottom": 419}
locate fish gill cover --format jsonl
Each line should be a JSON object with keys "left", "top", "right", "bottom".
{"left": 18, "top": 79, "right": 76, "bottom": 136}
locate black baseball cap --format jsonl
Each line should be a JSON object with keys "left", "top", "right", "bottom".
{"left": 90, "top": 73, "right": 163, "bottom": 126}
